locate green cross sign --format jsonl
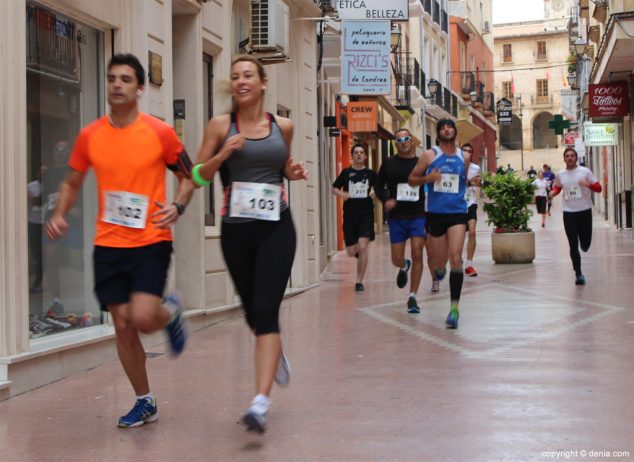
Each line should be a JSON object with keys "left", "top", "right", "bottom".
{"left": 548, "top": 114, "right": 571, "bottom": 135}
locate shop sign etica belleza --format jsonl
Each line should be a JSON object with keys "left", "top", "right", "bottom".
{"left": 335, "top": 0, "right": 409, "bottom": 21}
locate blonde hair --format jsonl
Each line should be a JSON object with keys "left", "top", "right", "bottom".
{"left": 231, "top": 54, "right": 267, "bottom": 81}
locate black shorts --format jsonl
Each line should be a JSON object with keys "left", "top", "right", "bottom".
{"left": 535, "top": 196, "right": 547, "bottom": 214}
{"left": 343, "top": 212, "right": 375, "bottom": 247}
{"left": 426, "top": 213, "right": 468, "bottom": 238}
{"left": 93, "top": 241, "right": 173, "bottom": 311}
{"left": 467, "top": 203, "right": 478, "bottom": 221}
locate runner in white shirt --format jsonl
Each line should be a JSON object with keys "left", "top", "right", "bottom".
{"left": 532, "top": 171, "right": 549, "bottom": 228}
{"left": 462, "top": 144, "right": 480, "bottom": 277}
{"left": 548, "top": 148, "right": 602, "bottom": 285}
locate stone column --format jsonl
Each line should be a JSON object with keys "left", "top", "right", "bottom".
{"left": 0, "top": 0, "right": 29, "bottom": 356}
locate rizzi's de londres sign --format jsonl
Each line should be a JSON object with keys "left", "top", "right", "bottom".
{"left": 341, "top": 21, "right": 391, "bottom": 95}
{"left": 335, "top": 0, "right": 409, "bottom": 21}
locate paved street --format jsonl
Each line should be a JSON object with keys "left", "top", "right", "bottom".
{"left": 2, "top": 203, "right": 633, "bottom": 461}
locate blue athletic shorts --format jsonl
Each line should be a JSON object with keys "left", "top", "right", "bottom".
{"left": 388, "top": 217, "right": 427, "bottom": 244}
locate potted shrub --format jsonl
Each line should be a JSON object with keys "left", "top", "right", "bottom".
{"left": 481, "top": 171, "right": 536, "bottom": 263}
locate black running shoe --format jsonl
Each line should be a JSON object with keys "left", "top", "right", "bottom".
{"left": 396, "top": 259, "right": 412, "bottom": 288}
{"left": 354, "top": 283, "right": 365, "bottom": 292}
{"left": 407, "top": 296, "right": 420, "bottom": 314}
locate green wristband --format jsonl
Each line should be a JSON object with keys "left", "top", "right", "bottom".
{"left": 192, "top": 163, "right": 212, "bottom": 187}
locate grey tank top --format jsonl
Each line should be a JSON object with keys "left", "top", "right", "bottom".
{"left": 220, "top": 112, "right": 289, "bottom": 223}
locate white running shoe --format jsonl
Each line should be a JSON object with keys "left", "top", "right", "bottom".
{"left": 274, "top": 352, "right": 291, "bottom": 387}
{"left": 242, "top": 394, "right": 270, "bottom": 433}
{"left": 431, "top": 280, "right": 440, "bottom": 293}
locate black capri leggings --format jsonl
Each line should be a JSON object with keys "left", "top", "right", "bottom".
{"left": 221, "top": 209, "right": 296, "bottom": 335}
{"left": 563, "top": 208, "right": 593, "bottom": 275}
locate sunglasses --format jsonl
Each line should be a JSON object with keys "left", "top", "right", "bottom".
{"left": 395, "top": 136, "right": 412, "bottom": 143}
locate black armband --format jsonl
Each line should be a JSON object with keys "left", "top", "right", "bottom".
{"left": 167, "top": 150, "right": 193, "bottom": 178}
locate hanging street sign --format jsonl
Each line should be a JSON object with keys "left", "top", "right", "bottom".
{"left": 334, "top": 0, "right": 409, "bottom": 21}
{"left": 588, "top": 82, "right": 630, "bottom": 118}
{"left": 583, "top": 122, "right": 618, "bottom": 146}
{"left": 341, "top": 20, "right": 391, "bottom": 95}
{"left": 496, "top": 98, "right": 513, "bottom": 126}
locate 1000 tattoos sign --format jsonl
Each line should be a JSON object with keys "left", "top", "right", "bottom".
{"left": 341, "top": 21, "right": 391, "bottom": 95}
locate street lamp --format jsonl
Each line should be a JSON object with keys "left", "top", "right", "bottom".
{"left": 428, "top": 79, "right": 440, "bottom": 103}
{"left": 469, "top": 90, "right": 478, "bottom": 104}
{"left": 574, "top": 36, "right": 587, "bottom": 57}
{"left": 517, "top": 95, "right": 524, "bottom": 172}
{"left": 390, "top": 24, "right": 402, "bottom": 51}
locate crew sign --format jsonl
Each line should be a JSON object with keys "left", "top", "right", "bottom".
{"left": 335, "top": 0, "right": 408, "bottom": 21}
{"left": 341, "top": 21, "right": 391, "bottom": 95}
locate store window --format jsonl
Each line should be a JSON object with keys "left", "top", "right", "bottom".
{"left": 26, "top": 3, "right": 103, "bottom": 338}
{"left": 203, "top": 53, "right": 215, "bottom": 226}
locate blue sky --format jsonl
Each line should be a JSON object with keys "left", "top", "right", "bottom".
{"left": 492, "top": 0, "right": 544, "bottom": 24}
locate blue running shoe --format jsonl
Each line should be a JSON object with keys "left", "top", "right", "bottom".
{"left": 407, "top": 296, "right": 420, "bottom": 314}
{"left": 435, "top": 267, "right": 447, "bottom": 281}
{"left": 117, "top": 398, "right": 158, "bottom": 428}
{"left": 396, "top": 258, "right": 412, "bottom": 288}
{"left": 446, "top": 308, "right": 459, "bottom": 329}
{"left": 575, "top": 273, "right": 586, "bottom": 285}
{"left": 163, "top": 292, "right": 188, "bottom": 356}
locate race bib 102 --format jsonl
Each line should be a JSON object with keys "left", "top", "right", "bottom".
{"left": 102, "top": 191, "right": 149, "bottom": 229}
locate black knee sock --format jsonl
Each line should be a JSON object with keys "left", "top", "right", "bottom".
{"left": 449, "top": 270, "right": 464, "bottom": 304}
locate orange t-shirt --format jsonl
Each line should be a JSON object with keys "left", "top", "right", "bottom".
{"left": 69, "top": 113, "right": 183, "bottom": 248}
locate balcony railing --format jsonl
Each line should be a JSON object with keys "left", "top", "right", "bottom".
{"left": 391, "top": 57, "right": 426, "bottom": 113}
{"left": 531, "top": 94, "right": 553, "bottom": 105}
{"left": 461, "top": 72, "right": 475, "bottom": 95}
{"left": 483, "top": 92, "right": 495, "bottom": 113}
{"left": 442, "top": 87, "right": 451, "bottom": 114}
{"left": 535, "top": 52, "right": 548, "bottom": 61}
{"left": 424, "top": 0, "right": 432, "bottom": 15}
{"left": 451, "top": 93, "right": 458, "bottom": 117}
{"left": 474, "top": 80, "right": 485, "bottom": 103}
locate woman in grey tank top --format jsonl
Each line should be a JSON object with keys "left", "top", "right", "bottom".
{"left": 191, "top": 55, "right": 307, "bottom": 433}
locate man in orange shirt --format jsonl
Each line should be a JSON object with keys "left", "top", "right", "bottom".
{"left": 46, "top": 54, "right": 194, "bottom": 428}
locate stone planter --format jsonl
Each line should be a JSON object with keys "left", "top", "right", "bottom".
{"left": 491, "top": 231, "right": 535, "bottom": 264}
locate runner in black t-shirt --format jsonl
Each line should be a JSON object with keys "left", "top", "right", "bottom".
{"left": 375, "top": 128, "right": 427, "bottom": 314}
{"left": 332, "top": 144, "right": 377, "bottom": 292}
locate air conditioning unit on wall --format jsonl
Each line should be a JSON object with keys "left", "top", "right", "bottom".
{"left": 250, "top": 0, "right": 289, "bottom": 55}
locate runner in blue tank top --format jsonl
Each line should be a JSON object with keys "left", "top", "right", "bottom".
{"left": 408, "top": 119, "right": 481, "bottom": 329}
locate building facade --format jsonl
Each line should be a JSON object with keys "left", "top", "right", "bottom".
{"left": 449, "top": 0, "right": 498, "bottom": 172}
{"left": 0, "top": 0, "right": 323, "bottom": 399}
{"left": 571, "top": 0, "right": 633, "bottom": 228}
{"left": 492, "top": 0, "right": 573, "bottom": 172}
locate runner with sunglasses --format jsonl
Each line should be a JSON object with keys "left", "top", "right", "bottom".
{"left": 408, "top": 119, "right": 480, "bottom": 328}
{"left": 375, "top": 128, "right": 426, "bottom": 314}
